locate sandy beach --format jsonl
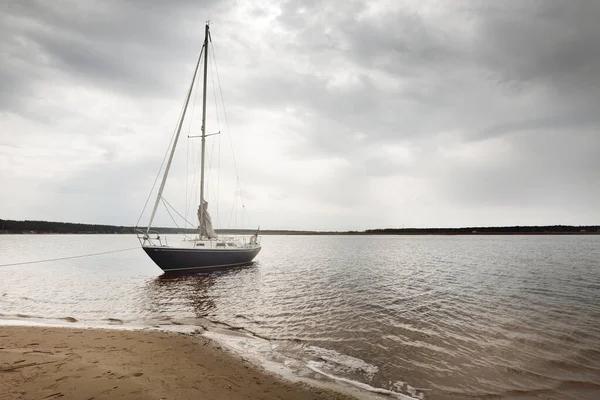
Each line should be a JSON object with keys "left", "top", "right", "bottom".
{"left": 0, "top": 326, "right": 356, "bottom": 400}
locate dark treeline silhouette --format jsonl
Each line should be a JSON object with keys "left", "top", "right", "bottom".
{"left": 0, "top": 219, "right": 600, "bottom": 235}
{"left": 0, "top": 219, "right": 196, "bottom": 235}
{"left": 365, "top": 225, "right": 600, "bottom": 235}
{"left": 1, "top": 219, "right": 598, "bottom": 235}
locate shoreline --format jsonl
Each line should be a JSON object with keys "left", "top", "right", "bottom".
{"left": 0, "top": 325, "right": 365, "bottom": 400}
{"left": 2, "top": 231, "right": 599, "bottom": 236}
{"left": 0, "top": 316, "right": 422, "bottom": 400}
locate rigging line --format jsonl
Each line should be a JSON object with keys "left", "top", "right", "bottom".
{"left": 205, "top": 121, "right": 216, "bottom": 205}
{"left": 210, "top": 42, "right": 239, "bottom": 183}
{"left": 206, "top": 45, "right": 221, "bottom": 226}
{"left": 237, "top": 176, "right": 249, "bottom": 216}
{"left": 162, "top": 196, "right": 197, "bottom": 227}
{"left": 207, "top": 140, "right": 216, "bottom": 205}
{"left": 228, "top": 187, "right": 235, "bottom": 228}
{"left": 210, "top": 40, "right": 240, "bottom": 177}
{"left": 209, "top": 42, "right": 222, "bottom": 229}
{"left": 244, "top": 203, "right": 254, "bottom": 227}
{"left": 146, "top": 43, "right": 205, "bottom": 232}
{"left": 187, "top": 52, "right": 202, "bottom": 139}
{"left": 135, "top": 106, "right": 184, "bottom": 228}
{"left": 0, "top": 247, "right": 139, "bottom": 268}
{"left": 228, "top": 179, "right": 240, "bottom": 229}
{"left": 185, "top": 139, "right": 199, "bottom": 226}
{"left": 209, "top": 42, "right": 222, "bottom": 133}
{"left": 242, "top": 202, "right": 253, "bottom": 228}
{"left": 232, "top": 176, "right": 253, "bottom": 229}
{"left": 185, "top": 53, "right": 204, "bottom": 229}
{"left": 206, "top": 126, "right": 219, "bottom": 215}
{"left": 211, "top": 39, "right": 242, "bottom": 229}
{"left": 186, "top": 140, "right": 202, "bottom": 222}
{"left": 235, "top": 175, "right": 253, "bottom": 228}
{"left": 161, "top": 197, "right": 181, "bottom": 229}
{"left": 216, "top": 119, "right": 221, "bottom": 229}
{"left": 185, "top": 128, "right": 189, "bottom": 230}
{"left": 210, "top": 39, "right": 254, "bottom": 227}
{"left": 135, "top": 47, "right": 202, "bottom": 229}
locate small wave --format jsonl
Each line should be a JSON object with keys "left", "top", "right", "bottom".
{"left": 206, "top": 318, "right": 304, "bottom": 343}
{"left": 19, "top": 296, "right": 77, "bottom": 306}
{"left": 446, "top": 387, "right": 555, "bottom": 399}
{"left": 579, "top": 347, "right": 600, "bottom": 361}
{"left": 234, "top": 314, "right": 264, "bottom": 325}
{"left": 305, "top": 346, "right": 379, "bottom": 380}
{"left": 476, "top": 382, "right": 600, "bottom": 400}
{"left": 61, "top": 317, "right": 78, "bottom": 323}
{"left": 557, "top": 379, "right": 600, "bottom": 391}
{"left": 503, "top": 365, "right": 559, "bottom": 382}
{"left": 104, "top": 318, "right": 124, "bottom": 325}
{"left": 307, "top": 362, "right": 422, "bottom": 400}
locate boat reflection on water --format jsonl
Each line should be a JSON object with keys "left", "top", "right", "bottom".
{"left": 158, "top": 262, "right": 256, "bottom": 278}
{"left": 144, "top": 264, "right": 257, "bottom": 321}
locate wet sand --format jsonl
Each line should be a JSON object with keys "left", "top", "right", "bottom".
{"left": 0, "top": 326, "right": 356, "bottom": 400}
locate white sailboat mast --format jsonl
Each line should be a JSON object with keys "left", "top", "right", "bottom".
{"left": 146, "top": 35, "right": 204, "bottom": 234}
{"left": 199, "top": 23, "right": 209, "bottom": 238}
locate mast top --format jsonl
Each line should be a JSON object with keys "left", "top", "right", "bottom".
{"left": 205, "top": 21, "right": 212, "bottom": 43}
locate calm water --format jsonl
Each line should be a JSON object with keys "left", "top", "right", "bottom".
{"left": 1, "top": 234, "right": 599, "bottom": 399}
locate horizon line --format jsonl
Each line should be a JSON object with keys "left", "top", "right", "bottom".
{"left": 1, "top": 218, "right": 599, "bottom": 233}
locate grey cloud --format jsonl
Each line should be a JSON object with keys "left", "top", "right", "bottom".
{"left": 2, "top": 0, "right": 599, "bottom": 229}
{"left": 238, "top": 1, "right": 600, "bottom": 226}
{"left": 266, "top": 1, "right": 600, "bottom": 141}
{"left": 39, "top": 157, "right": 165, "bottom": 226}
{"left": 481, "top": 106, "right": 600, "bottom": 138}
{"left": 0, "top": 0, "right": 223, "bottom": 115}
{"left": 435, "top": 130, "right": 600, "bottom": 210}
{"left": 471, "top": 3, "right": 600, "bottom": 90}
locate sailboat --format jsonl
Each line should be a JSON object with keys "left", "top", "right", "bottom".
{"left": 137, "top": 23, "right": 261, "bottom": 273}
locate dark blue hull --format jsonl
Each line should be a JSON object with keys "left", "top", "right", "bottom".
{"left": 143, "top": 246, "right": 261, "bottom": 273}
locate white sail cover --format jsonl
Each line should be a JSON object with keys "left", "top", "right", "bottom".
{"left": 198, "top": 200, "right": 217, "bottom": 239}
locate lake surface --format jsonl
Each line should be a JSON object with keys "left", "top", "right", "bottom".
{"left": 1, "top": 234, "right": 599, "bottom": 399}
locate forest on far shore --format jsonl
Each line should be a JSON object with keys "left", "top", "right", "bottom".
{"left": 1, "top": 219, "right": 598, "bottom": 235}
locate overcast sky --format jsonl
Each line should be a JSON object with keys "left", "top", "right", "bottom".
{"left": 1, "top": 0, "right": 599, "bottom": 231}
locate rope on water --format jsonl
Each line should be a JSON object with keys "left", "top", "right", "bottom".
{"left": 0, "top": 247, "right": 140, "bottom": 268}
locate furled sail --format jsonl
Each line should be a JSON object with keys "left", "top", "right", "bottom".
{"left": 198, "top": 200, "right": 217, "bottom": 239}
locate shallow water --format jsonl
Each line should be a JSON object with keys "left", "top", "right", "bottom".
{"left": 1, "top": 234, "right": 599, "bottom": 399}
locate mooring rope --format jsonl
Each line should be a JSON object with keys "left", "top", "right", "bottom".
{"left": 0, "top": 247, "right": 140, "bottom": 268}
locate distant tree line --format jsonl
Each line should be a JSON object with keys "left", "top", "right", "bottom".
{"left": 0, "top": 219, "right": 598, "bottom": 235}
{"left": 364, "top": 225, "right": 600, "bottom": 235}
{"left": 0, "top": 219, "right": 196, "bottom": 234}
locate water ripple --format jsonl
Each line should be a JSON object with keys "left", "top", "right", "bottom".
{"left": 1, "top": 234, "right": 599, "bottom": 399}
